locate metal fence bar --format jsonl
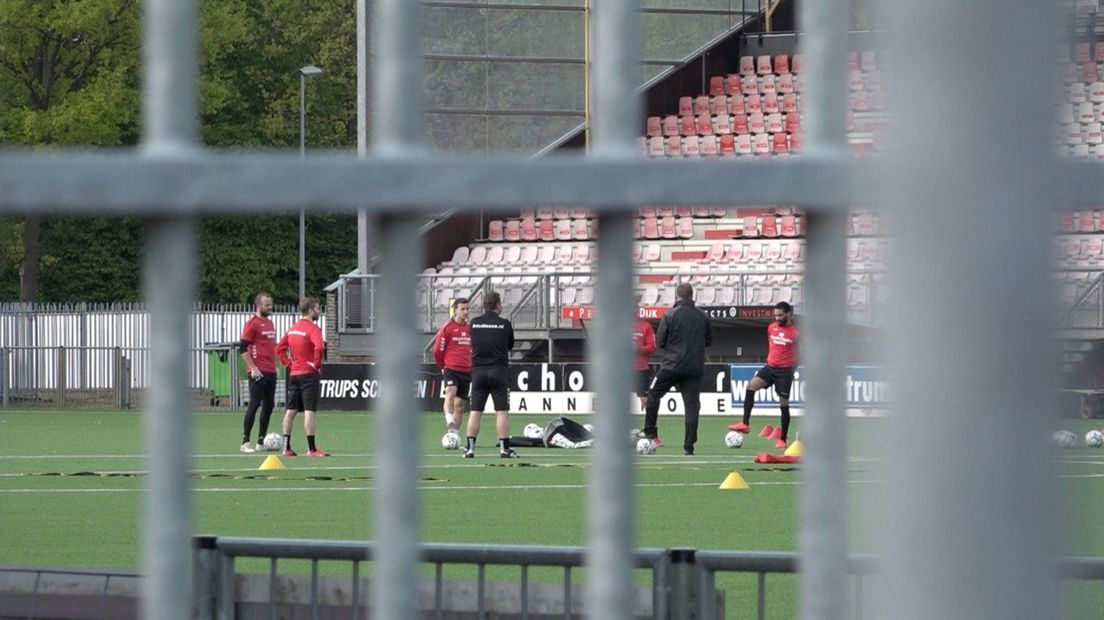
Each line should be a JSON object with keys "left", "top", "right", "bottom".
{"left": 796, "top": 0, "right": 850, "bottom": 614}
{"left": 883, "top": 1, "right": 1061, "bottom": 619}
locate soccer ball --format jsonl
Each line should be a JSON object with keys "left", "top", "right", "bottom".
{"left": 262, "top": 433, "right": 282, "bottom": 451}
{"left": 1086, "top": 430, "right": 1104, "bottom": 448}
{"left": 635, "top": 437, "right": 656, "bottom": 455}
{"left": 724, "top": 431, "right": 744, "bottom": 449}
{"left": 441, "top": 431, "right": 460, "bottom": 450}
{"left": 523, "top": 423, "right": 544, "bottom": 439}
{"left": 583, "top": 423, "right": 595, "bottom": 434}
{"left": 1053, "top": 430, "right": 1077, "bottom": 449}
{"left": 630, "top": 428, "right": 643, "bottom": 442}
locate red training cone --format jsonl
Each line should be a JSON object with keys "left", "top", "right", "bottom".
{"left": 759, "top": 424, "right": 775, "bottom": 438}
{"left": 769, "top": 426, "right": 783, "bottom": 441}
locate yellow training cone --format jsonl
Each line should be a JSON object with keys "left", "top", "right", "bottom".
{"left": 784, "top": 439, "right": 804, "bottom": 458}
{"left": 259, "top": 455, "right": 285, "bottom": 470}
{"left": 719, "top": 471, "right": 749, "bottom": 490}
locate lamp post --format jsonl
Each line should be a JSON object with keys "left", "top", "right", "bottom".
{"left": 298, "top": 65, "right": 322, "bottom": 300}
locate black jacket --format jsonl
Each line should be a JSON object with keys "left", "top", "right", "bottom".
{"left": 469, "top": 311, "right": 515, "bottom": 368}
{"left": 656, "top": 298, "right": 712, "bottom": 376}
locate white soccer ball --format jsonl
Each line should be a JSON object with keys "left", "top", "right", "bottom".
{"left": 262, "top": 433, "right": 283, "bottom": 451}
{"left": 630, "top": 428, "right": 643, "bottom": 442}
{"left": 583, "top": 423, "right": 595, "bottom": 434}
{"left": 1086, "top": 430, "right": 1104, "bottom": 448}
{"left": 523, "top": 423, "right": 544, "bottom": 439}
{"left": 441, "top": 431, "right": 460, "bottom": 450}
{"left": 635, "top": 437, "right": 656, "bottom": 455}
{"left": 724, "top": 431, "right": 744, "bottom": 449}
{"left": 1053, "top": 430, "right": 1077, "bottom": 449}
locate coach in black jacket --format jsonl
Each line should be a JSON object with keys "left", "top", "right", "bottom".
{"left": 642, "top": 282, "right": 713, "bottom": 455}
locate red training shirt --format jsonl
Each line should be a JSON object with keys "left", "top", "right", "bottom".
{"left": 633, "top": 318, "right": 656, "bottom": 371}
{"left": 434, "top": 319, "right": 472, "bottom": 372}
{"left": 766, "top": 320, "right": 799, "bottom": 368}
{"left": 276, "top": 319, "right": 325, "bottom": 376}
{"left": 240, "top": 315, "right": 277, "bottom": 373}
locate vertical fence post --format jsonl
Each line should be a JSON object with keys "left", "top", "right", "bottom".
{"left": 667, "top": 549, "right": 696, "bottom": 620}
{"left": 0, "top": 347, "right": 8, "bottom": 408}
{"left": 56, "top": 346, "right": 66, "bottom": 409}
{"left": 114, "top": 347, "right": 123, "bottom": 410}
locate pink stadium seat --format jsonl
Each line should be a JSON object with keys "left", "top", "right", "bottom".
{"left": 728, "top": 96, "right": 745, "bottom": 115}
{"left": 850, "top": 90, "right": 869, "bottom": 111}
{"left": 1063, "top": 63, "right": 1079, "bottom": 84}
{"left": 469, "top": 245, "right": 488, "bottom": 265}
{"left": 554, "top": 207, "right": 570, "bottom": 219}
{"left": 676, "top": 206, "right": 692, "bottom": 218}
{"left": 746, "top": 94, "right": 762, "bottom": 114}
{"left": 488, "top": 220, "right": 504, "bottom": 242}
{"left": 571, "top": 245, "right": 590, "bottom": 265}
{"left": 782, "top": 241, "right": 802, "bottom": 262}
{"left": 714, "top": 113, "right": 733, "bottom": 135}
{"left": 735, "top": 134, "right": 752, "bottom": 155}
{"left": 1059, "top": 211, "right": 1076, "bottom": 233}
{"left": 757, "top": 55, "right": 772, "bottom": 75}
{"left": 775, "top": 54, "right": 790, "bottom": 74}
{"left": 781, "top": 93, "right": 797, "bottom": 113}
{"left": 646, "top": 116, "right": 662, "bottom": 137}
{"left": 677, "top": 217, "right": 694, "bottom": 239}
{"left": 682, "top": 136, "right": 701, "bottom": 157}
{"left": 571, "top": 207, "right": 589, "bottom": 219}
{"left": 778, "top": 73, "right": 795, "bottom": 94}
{"left": 446, "top": 246, "right": 470, "bottom": 267}
{"left": 759, "top": 74, "right": 776, "bottom": 93}
{"left": 743, "top": 216, "right": 759, "bottom": 237}
{"left": 1080, "top": 210, "right": 1099, "bottom": 232}
{"left": 1087, "top": 236, "right": 1104, "bottom": 260}
{"left": 521, "top": 217, "right": 537, "bottom": 242}
{"left": 538, "top": 219, "right": 555, "bottom": 242}
{"left": 505, "top": 220, "right": 521, "bottom": 242}
{"left": 537, "top": 207, "right": 553, "bottom": 220}
{"left": 763, "top": 241, "right": 782, "bottom": 262}
{"left": 763, "top": 92, "right": 780, "bottom": 114}
{"left": 487, "top": 245, "right": 505, "bottom": 265}
{"left": 861, "top": 50, "right": 877, "bottom": 71}
{"left": 733, "top": 113, "right": 749, "bottom": 135}
{"left": 665, "top": 136, "right": 681, "bottom": 156}
{"left": 1086, "top": 123, "right": 1103, "bottom": 145}
{"left": 1076, "top": 42, "right": 1092, "bottom": 63}
{"left": 642, "top": 216, "right": 660, "bottom": 239}
{"left": 660, "top": 217, "right": 678, "bottom": 239}
{"left": 1091, "top": 82, "right": 1104, "bottom": 103}
{"left": 537, "top": 244, "right": 555, "bottom": 265}
{"left": 1080, "top": 102, "right": 1096, "bottom": 123}
{"left": 640, "top": 206, "right": 657, "bottom": 218}
{"left": 694, "top": 96, "right": 710, "bottom": 116}
{"left": 848, "top": 69, "right": 864, "bottom": 91}
{"left": 785, "top": 113, "right": 801, "bottom": 134}
{"left": 663, "top": 115, "right": 679, "bottom": 136}
{"left": 647, "top": 136, "right": 665, "bottom": 157}
{"left": 558, "top": 244, "right": 574, "bottom": 264}
{"left": 1085, "top": 63, "right": 1100, "bottom": 83}
{"left": 779, "top": 214, "right": 798, "bottom": 237}
{"left": 696, "top": 114, "right": 713, "bottom": 135}
{"left": 766, "top": 113, "right": 783, "bottom": 133}
{"left": 700, "top": 135, "right": 718, "bottom": 157}
{"left": 678, "top": 96, "right": 693, "bottom": 117}
{"left": 643, "top": 243, "right": 662, "bottom": 263}
{"left": 739, "top": 56, "right": 755, "bottom": 75}
{"left": 554, "top": 219, "right": 571, "bottom": 241}
{"left": 700, "top": 242, "right": 725, "bottom": 263}
{"left": 504, "top": 245, "right": 521, "bottom": 265}
{"left": 571, "top": 218, "right": 589, "bottom": 240}
{"left": 680, "top": 115, "right": 696, "bottom": 136}
{"left": 709, "top": 76, "right": 725, "bottom": 96}
{"left": 709, "top": 96, "right": 728, "bottom": 115}
{"left": 749, "top": 113, "right": 766, "bottom": 134}
{"left": 742, "top": 75, "right": 758, "bottom": 96}
{"left": 521, "top": 245, "right": 539, "bottom": 265}
{"left": 854, "top": 212, "right": 874, "bottom": 236}
{"left": 1096, "top": 42, "right": 1104, "bottom": 62}
{"left": 772, "top": 133, "right": 789, "bottom": 154}
{"left": 520, "top": 207, "right": 536, "bottom": 219}
{"left": 792, "top": 54, "right": 805, "bottom": 73}
{"left": 745, "top": 242, "right": 763, "bottom": 261}
{"left": 848, "top": 51, "right": 859, "bottom": 70}
{"left": 632, "top": 244, "right": 643, "bottom": 263}
{"left": 719, "top": 134, "right": 736, "bottom": 155}
{"left": 725, "top": 75, "right": 741, "bottom": 96}
{"left": 789, "top": 131, "right": 803, "bottom": 152}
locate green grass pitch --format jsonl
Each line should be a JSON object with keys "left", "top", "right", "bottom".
{"left": 2, "top": 409, "right": 1104, "bottom": 618}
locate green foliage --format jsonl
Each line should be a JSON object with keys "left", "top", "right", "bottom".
{"left": 36, "top": 217, "right": 143, "bottom": 302}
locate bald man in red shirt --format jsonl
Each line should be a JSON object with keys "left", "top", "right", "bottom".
{"left": 275, "top": 297, "right": 328, "bottom": 457}
{"left": 730, "top": 301, "right": 799, "bottom": 448}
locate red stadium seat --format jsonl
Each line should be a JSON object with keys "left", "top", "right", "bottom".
{"left": 539, "top": 218, "right": 555, "bottom": 241}
{"left": 761, "top": 215, "right": 779, "bottom": 238}
{"left": 709, "top": 96, "right": 728, "bottom": 116}
{"left": 640, "top": 206, "right": 657, "bottom": 218}
{"left": 1058, "top": 211, "right": 1076, "bottom": 233}
{"left": 763, "top": 240, "right": 782, "bottom": 261}
{"left": 733, "top": 113, "right": 749, "bottom": 135}
{"left": 521, "top": 217, "right": 537, "bottom": 242}
{"left": 1080, "top": 210, "right": 1099, "bottom": 232}
{"left": 696, "top": 114, "right": 713, "bottom": 135}
{"left": 659, "top": 206, "right": 675, "bottom": 218}
{"left": 643, "top": 243, "right": 662, "bottom": 263}
{"left": 642, "top": 216, "right": 660, "bottom": 239}
{"left": 1085, "top": 63, "right": 1100, "bottom": 83}
{"left": 505, "top": 220, "right": 521, "bottom": 242}
{"left": 1096, "top": 42, "right": 1104, "bottom": 62}
{"left": 781, "top": 93, "right": 798, "bottom": 113}
{"left": 665, "top": 136, "right": 681, "bottom": 156}
{"left": 848, "top": 51, "right": 859, "bottom": 70}
{"left": 719, "top": 134, "right": 736, "bottom": 155}
{"left": 1076, "top": 42, "right": 1092, "bottom": 64}
{"left": 784, "top": 113, "right": 800, "bottom": 134}
{"left": 701, "top": 242, "right": 725, "bottom": 263}
{"left": 646, "top": 116, "right": 662, "bottom": 137}
{"left": 680, "top": 115, "right": 696, "bottom": 136}
{"left": 772, "top": 133, "right": 789, "bottom": 154}
{"left": 789, "top": 131, "right": 803, "bottom": 152}
{"left": 792, "top": 54, "right": 805, "bottom": 73}
{"left": 709, "top": 76, "right": 725, "bottom": 96}
{"left": 775, "top": 54, "right": 790, "bottom": 74}
{"left": 779, "top": 214, "right": 798, "bottom": 237}
{"left": 488, "top": 220, "right": 504, "bottom": 242}
{"left": 725, "top": 75, "right": 741, "bottom": 96}
{"left": 675, "top": 206, "right": 692, "bottom": 218}
{"left": 678, "top": 96, "right": 693, "bottom": 116}
{"left": 746, "top": 94, "right": 762, "bottom": 114}
{"left": 763, "top": 92, "right": 780, "bottom": 114}
{"left": 728, "top": 96, "right": 745, "bottom": 115}
{"left": 1091, "top": 82, "right": 1104, "bottom": 103}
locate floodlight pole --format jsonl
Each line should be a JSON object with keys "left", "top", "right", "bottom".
{"left": 298, "top": 65, "right": 322, "bottom": 300}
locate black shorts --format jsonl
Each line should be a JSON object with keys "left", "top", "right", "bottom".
{"left": 755, "top": 365, "right": 796, "bottom": 398}
{"left": 443, "top": 369, "right": 471, "bottom": 400}
{"left": 470, "top": 366, "right": 510, "bottom": 412}
{"left": 636, "top": 369, "right": 653, "bottom": 397}
{"left": 286, "top": 373, "right": 321, "bottom": 412}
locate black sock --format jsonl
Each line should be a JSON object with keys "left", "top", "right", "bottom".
{"left": 499, "top": 437, "right": 510, "bottom": 452}
{"left": 743, "top": 390, "right": 755, "bottom": 425}
{"left": 282, "top": 435, "right": 291, "bottom": 451}
{"left": 307, "top": 435, "right": 317, "bottom": 451}
{"left": 780, "top": 404, "right": 790, "bottom": 441}
{"left": 466, "top": 436, "right": 476, "bottom": 451}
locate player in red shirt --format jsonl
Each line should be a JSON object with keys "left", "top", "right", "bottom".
{"left": 434, "top": 298, "right": 472, "bottom": 436}
{"left": 275, "top": 297, "right": 328, "bottom": 457}
{"left": 239, "top": 292, "right": 277, "bottom": 453}
{"left": 730, "top": 301, "right": 799, "bottom": 448}
{"left": 633, "top": 297, "right": 657, "bottom": 414}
